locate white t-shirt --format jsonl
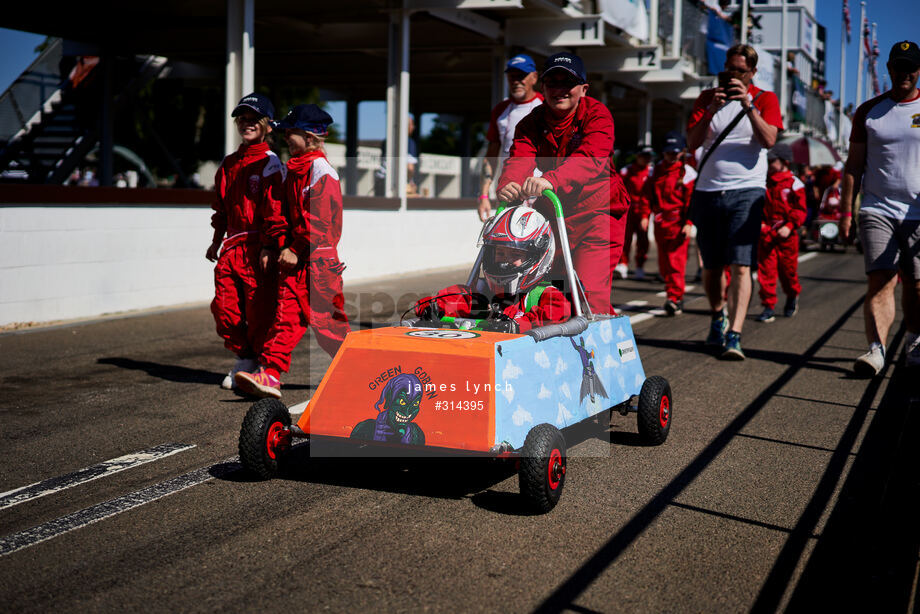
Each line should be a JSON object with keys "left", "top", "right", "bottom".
{"left": 690, "top": 86, "right": 783, "bottom": 192}
{"left": 852, "top": 92, "right": 920, "bottom": 221}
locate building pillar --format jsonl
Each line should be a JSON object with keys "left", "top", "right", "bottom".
{"left": 224, "top": 0, "right": 255, "bottom": 155}
{"left": 384, "top": 8, "right": 411, "bottom": 207}
{"left": 345, "top": 96, "right": 359, "bottom": 196}
{"left": 99, "top": 53, "right": 115, "bottom": 187}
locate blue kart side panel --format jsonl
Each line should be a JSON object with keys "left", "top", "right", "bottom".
{"left": 493, "top": 316, "right": 645, "bottom": 450}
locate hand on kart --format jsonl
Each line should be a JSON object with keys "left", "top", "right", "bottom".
{"left": 497, "top": 177, "right": 554, "bottom": 202}
{"left": 521, "top": 177, "right": 553, "bottom": 199}
{"left": 417, "top": 300, "right": 443, "bottom": 321}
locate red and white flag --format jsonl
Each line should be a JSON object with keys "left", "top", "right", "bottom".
{"left": 843, "top": 0, "right": 852, "bottom": 43}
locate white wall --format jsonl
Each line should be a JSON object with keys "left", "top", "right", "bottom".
{"left": 0, "top": 205, "right": 482, "bottom": 327}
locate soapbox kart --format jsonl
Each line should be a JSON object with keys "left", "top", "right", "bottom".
{"left": 238, "top": 190, "right": 672, "bottom": 513}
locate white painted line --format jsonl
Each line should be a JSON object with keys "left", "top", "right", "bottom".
{"left": 629, "top": 313, "right": 655, "bottom": 325}
{"left": 685, "top": 285, "right": 696, "bottom": 292}
{"left": 288, "top": 400, "right": 308, "bottom": 415}
{"left": 0, "top": 457, "right": 239, "bottom": 558}
{"left": 626, "top": 300, "right": 648, "bottom": 307}
{"left": 655, "top": 291, "right": 667, "bottom": 297}
{"left": 0, "top": 444, "right": 196, "bottom": 511}
{"left": 798, "top": 252, "right": 817, "bottom": 263}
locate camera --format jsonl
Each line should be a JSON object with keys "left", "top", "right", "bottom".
{"left": 718, "top": 70, "right": 744, "bottom": 93}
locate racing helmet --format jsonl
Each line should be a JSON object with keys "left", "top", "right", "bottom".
{"left": 480, "top": 206, "right": 555, "bottom": 295}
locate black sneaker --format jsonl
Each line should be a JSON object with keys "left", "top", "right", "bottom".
{"left": 705, "top": 312, "right": 729, "bottom": 346}
{"left": 784, "top": 296, "right": 798, "bottom": 318}
{"left": 756, "top": 307, "right": 776, "bottom": 323}
{"left": 663, "top": 299, "right": 683, "bottom": 316}
{"left": 720, "top": 331, "right": 745, "bottom": 360}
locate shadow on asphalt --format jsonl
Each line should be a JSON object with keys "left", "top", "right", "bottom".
{"left": 633, "top": 337, "right": 854, "bottom": 376}
{"left": 528, "top": 295, "right": 867, "bottom": 614}
{"left": 781, "top": 354, "right": 920, "bottom": 612}
{"left": 214, "top": 412, "right": 641, "bottom": 516}
{"left": 97, "top": 357, "right": 222, "bottom": 385}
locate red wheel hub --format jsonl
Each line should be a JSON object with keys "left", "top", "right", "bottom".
{"left": 659, "top": 395, "right": 670, "bottom": 428}
{"left": 266, "top": 422, "right": 291, "bottom": 460}
{"left": 547, "top": 448, "right": 565, "bottom": 490}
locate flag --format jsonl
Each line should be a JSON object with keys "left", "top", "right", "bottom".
{"left": 871, "top": 29, "right": 880, "bottom": 95}
{"left": 843, "top": 0, "right": 851, "bottom": 43}
{"left": 862, "top": 17, "right": 871, "bottom": 56}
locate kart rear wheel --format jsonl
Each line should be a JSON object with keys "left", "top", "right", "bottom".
{"left": 518, "top": 423, "right": 566, "bottom": 513}
{"left": 239, "top": 398, "right": 292, "bottom": 479}
{"left": 637, "top": 376, "right": 671, "bottom": 445}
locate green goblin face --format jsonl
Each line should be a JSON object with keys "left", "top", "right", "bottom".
{"left": 386, "top": 388, "right": 422, "bottom": 435}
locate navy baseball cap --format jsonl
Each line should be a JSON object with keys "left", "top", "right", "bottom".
{"left": 231, "top": 93, "right": 275, "bottom": 120}
{"left": 662, "top": 131, "right": 687, "bottom": 153}
{"left": 505, "top": 54, "right": 537, "bottom": 74}
{"left": 542, "top": 52, "right": 587, "bottom": 83}
{"left": 888, "top": 40, "right": 920, "bottom": 69}
{"left": 273, "top": 104, "right": 334, "bottom": 136}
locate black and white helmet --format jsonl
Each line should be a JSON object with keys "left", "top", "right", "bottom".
{"left": 480, "top": 206, "right": 555, "bottom": 295}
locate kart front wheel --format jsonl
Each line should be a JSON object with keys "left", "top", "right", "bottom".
{"left": 637, "top": 376, "right": 672, "bottom": 445}
{"left": 239, "top": 398, "right": 292, "bottom": 479}
{"left": 519, "top": 423, "right": 567, "bottom": 513}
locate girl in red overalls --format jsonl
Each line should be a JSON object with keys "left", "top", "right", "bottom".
{"left": 236, "top": 104, "right": 351, "bottom": 399}
{"left": 644, "top": 131, "right": 697, "bottom": 315}
{"left": 206, "top": 93, "right": 285, "bottom": 390}
{"left": 756, "top": 143, "right": 807, "bottom": 322}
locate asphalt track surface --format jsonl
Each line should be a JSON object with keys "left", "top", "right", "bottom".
{"left": 1, "top": 243, "right": 918, "bottom": 613}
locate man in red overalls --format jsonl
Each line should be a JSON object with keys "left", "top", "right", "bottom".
{"left": 755, "top": 142, "right": 807, "bottom": 322}
{"left": 497, "top": 52, "right": 628, "bottom": 316}
{"left": 615, "top": 146, "right": 653, "bottom": 280}
{"left": 644, "top": 131, "right": 697, "bottom": 315}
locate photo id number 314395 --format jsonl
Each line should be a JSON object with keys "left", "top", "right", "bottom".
{"left": 434, "top": 400, "right": 484, "bottom": 411}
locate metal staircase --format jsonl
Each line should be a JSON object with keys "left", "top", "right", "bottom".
{"left": 0, "top": 39, "right": 168, "bottom": 184}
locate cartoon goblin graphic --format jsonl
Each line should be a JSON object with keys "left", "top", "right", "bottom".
{"left": 350, "top": 372, "right": 426, "bottom": 444}
{"left": 570, "top": 336, "right": 608, "bottom": 404}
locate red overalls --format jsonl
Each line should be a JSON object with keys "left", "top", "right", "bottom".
{"left": 259, "top": 151, "right": 351, "bottom": 373}
{"left": 498, "top": 96, "right": 627, "bottom": 315}
{"left": 417, "top": 284, "right": 572, "bottom": 332}
{"left": 618, "top": 162, "right": 651, "bottom": 271}
{"left": 758, "top": 170, "right": 807, "bottom": 309}
{"left": 645, "top": 160, "right": 696, "bottom": 302}
{"left": 209, "top": 142, "right": 285, "bottom": 359}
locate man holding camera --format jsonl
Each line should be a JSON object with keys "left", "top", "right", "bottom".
{"left": 687, "top": 44, "right": 783, "bottom": 359}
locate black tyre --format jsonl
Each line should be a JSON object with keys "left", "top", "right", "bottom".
{"left": 239, "top": 398, "right": 292, "bottom": 479}
{"left": 637, "top": 375, "right": 672, "bottom": 445}
{"left": 518, "top": 423, "right": 567, "bottom": 513}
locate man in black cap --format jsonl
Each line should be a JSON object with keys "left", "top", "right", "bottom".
{"left": 840, "top": 40, "right": 920, "bottom": 376}
{"left": 496, "top": 52, "right": 630, "bottom": 316}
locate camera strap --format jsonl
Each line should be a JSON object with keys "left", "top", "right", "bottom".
{"left": 696, "top": 90, "right": 764, "bottom": 176}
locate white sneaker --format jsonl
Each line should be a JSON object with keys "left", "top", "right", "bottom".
{"left": 221, "top": 357, "right": 258, "bottom": 389}
{"left": 853, "top": 346, "right": 885, "bottom": 377}
{"left": 614, "top": 263, "right": 628, "bottom": 279}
